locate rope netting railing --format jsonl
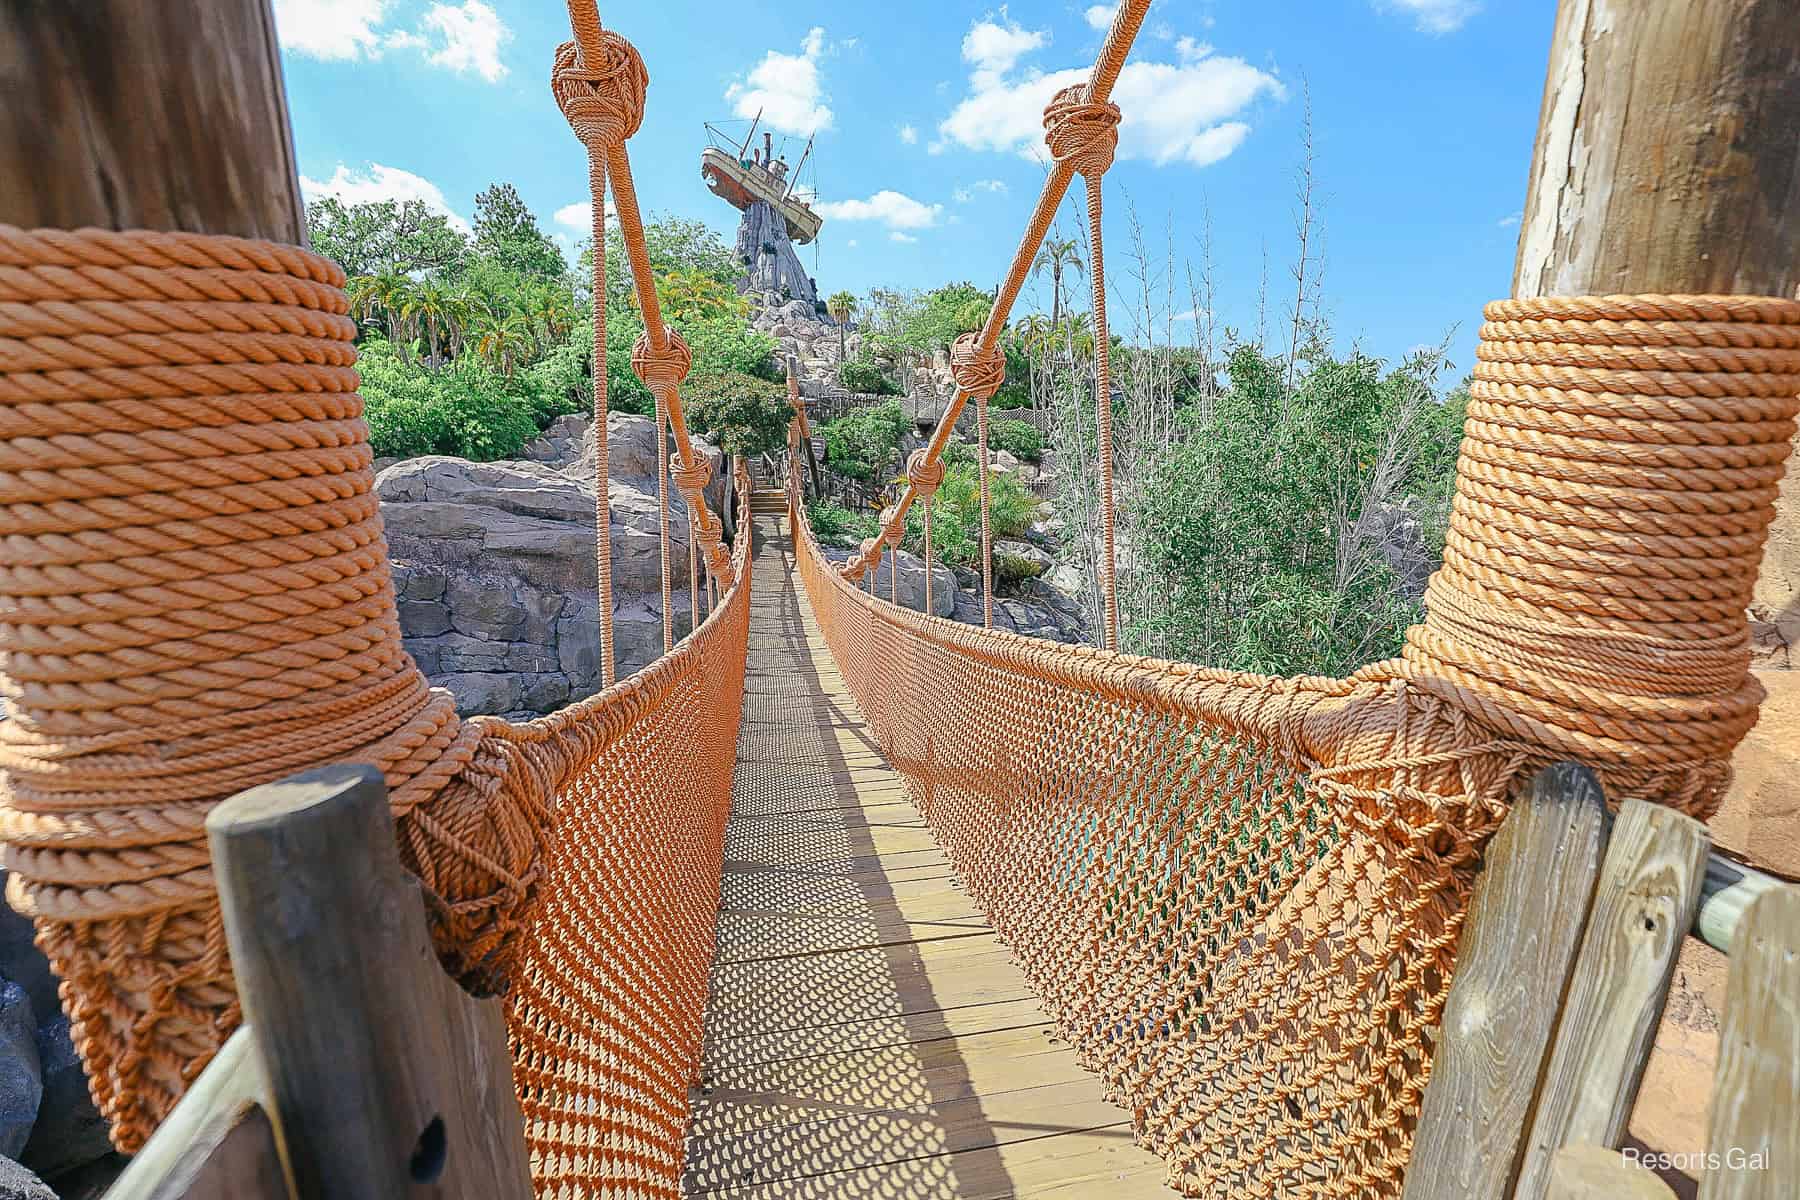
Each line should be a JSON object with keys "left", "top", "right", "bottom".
{"left": 791, "top": 291, "right": 1800, "bottom": 1197}
{"left": 784, "top": 6, "right": 1800, "bottom": 1197}
{"left": 0, "top": 5, "right": 752, "bottom": 1188}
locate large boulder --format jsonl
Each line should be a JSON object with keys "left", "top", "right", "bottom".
{"left": 0, "top": 986, "right": 38, "bottom": 1160}
{"left": 0, "top": 1158, "right": 53, "bottom": 1200}
{"left": 378, "top": 414, "right": 726, "bottom": 717}
{"left": 18, "top": 1018, "right": 108, "bottom": 1182}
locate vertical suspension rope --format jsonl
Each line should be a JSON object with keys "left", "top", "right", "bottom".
{"left": 689, "top": 508, "right": 699, "bottom": 632}
{"left": 655, "top": 386, "right": 673, "bottom": 652}
{"left": 950, "top": 334, "right": 1007, "bottom": 630}
{"left": 587, "top": 157, "right": 616, "bottom": 685}
{"left": 906, "top": 450, "right": 944, "bottom": 616}
{"left": 1044, "top": 86, "right": 1122, "bottom": 651}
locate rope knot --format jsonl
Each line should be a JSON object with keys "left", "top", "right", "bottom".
{"left": 949, "top": 333, "right": 1007, "bottom": 399}
{"left": 630, "top": 329, "right": 692, "bottom": 389}
{"left": 879, "top": 507, "right": 904, "bottom": 549}
{"left": 706, "top": 542, "right": 732, "bottom": 579}
{"left": 906, "top": 449, "right": 946, "bottom": 498}
{"left": 670, "top": 454, "right": 712, "bottom": 495}
{"left": 551, "top": 36, "right": 648, "bottom": 148}
{"left": 1043, "top": 85, "right": 1120, "bottom": 177}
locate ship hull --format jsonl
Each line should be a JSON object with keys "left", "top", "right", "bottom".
{"left": 701, "top": 147, "right": 823, "bottom": 244}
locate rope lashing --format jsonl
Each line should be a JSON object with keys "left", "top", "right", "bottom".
{"left": 633, "top": 329, "right": 692, "bottom": 651}
{"left": 1044, "top": 84, "right": 1123, "bottom": 650}
{"left": 880, "top": 505, "right": 903, "bottom": 606}
{"left": 1371, "top": 293, "right": 1800, "bottom": 813}
{"left": 0, "top": 225, "right": 556, "bottom": 1149}
{"left": 950, "top": 333, "right": 1007, "bottom": 629}
{"left": 906, "top": 449, "right": 945, "bottom": 615}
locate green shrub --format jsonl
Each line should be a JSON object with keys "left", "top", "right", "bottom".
{"left": 806, "top": 501, "right": 880, "bottom": 548}
{"left": 989, "top": 418, "right": 1045, "bottom": 463}
{"left": 822, "top": 401, "right": 910, "bottom": 482}
{"left": 839, "top": 353, "right": 900, "bottom": 396}
{"left": 357, "top": 338, "right": 538, "bottom": 461}
{"left": 901, "top": 461, "right": 1037, "bottom": 568}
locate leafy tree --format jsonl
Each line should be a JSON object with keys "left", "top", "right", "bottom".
{"left": 632, "top": 268, "right": 748, "bottom": 324}
{"left": 839, "top": 352, "right": 899, "bottom": 396}
{"left": 821, "top": 401, "right": 910, "bottom": 481}
{"left": 682, "top": 371, "right": 790, "bottom": 460}
{"left": 358, "top": 338, "right": 539, "bottom": 461}
{"left": 473, "top": 183, "right": 567, "bottom": 279}
{"left": 401, "top": 279, "right": 470, "bottom": 370}
{"left": 826, "top": 290, "right": 857, "bottom": 361}
{"left": 475, "top": 312, "right": 535, "bottom": 379}
{"left": 306, "top": 197, "right": 469, "bottom": 277}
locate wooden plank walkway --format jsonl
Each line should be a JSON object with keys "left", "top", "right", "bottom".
{"left": 684, "top": 515, "right": 1179, "bottom": 1200}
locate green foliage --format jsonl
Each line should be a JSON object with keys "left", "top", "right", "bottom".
{"left": 864, "top": 282, "right": 994, "bottom": 355}
{"left": 822, "top": 401, "right": 910, "bottom": 482}
{"left": 838, "top": 352, "right": 900, "bottom": 396}
{"left": 682, "top": 371, "right": 789, "bottom": 459}
{"left": 681, "top": 315, "right": 780, "bottom": 380}
{"left": 306, "top": 197, "right": 469, "bottom": 277}
{"left": 989, "top": 418, "right": 1045, "bottom": 463}
{"left": 635, "top": 268, "right": 748, "bottom": 324}
{"left": 358, "top": 339, "right": 539, "bottom": 461}
{"left": 805, "top": 501, "right": 880, "bottom": 549}
{"left": 1129, "top": 343, "right": 1461, "bottom": 676}
{"left": 473, "top": 183, "right": 566, "bottom": 280}
{"left": 900, "top": 462, "right": 1037, "bottom": 569}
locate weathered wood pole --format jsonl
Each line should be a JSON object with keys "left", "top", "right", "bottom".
{"left": 1513, "top": 0, "right": 1800, "bottom": 299}
{"left": 208, "top": 766, "right": 533, "bottom": 1200}
{"left": 0, "top": 0, "right": 307, "bottom": 241}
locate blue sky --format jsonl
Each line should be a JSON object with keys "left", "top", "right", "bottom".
{"left": 276, "top": 0, "right": 1553, "bottom": 378}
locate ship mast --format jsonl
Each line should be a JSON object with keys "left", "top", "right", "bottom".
{"left": 736, "top": 108, "right": 762, "bottom": 159}
{"left": 782, "top": 133, "right": 815, "bottom": 202}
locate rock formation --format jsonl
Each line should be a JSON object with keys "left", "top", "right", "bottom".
{"left": 377, "top": 413, "right": 727, "bottom": 718}
{"left": 736, "top": 200, "right": 818, "bottom": 306}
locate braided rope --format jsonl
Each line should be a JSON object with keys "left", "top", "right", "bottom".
{"left": 951, "top": 333, "right": 1007, "bottom": 629}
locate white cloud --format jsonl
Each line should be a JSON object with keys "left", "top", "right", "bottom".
{"left": 962, "top": 17, "right": 1046, "bottom": 88}
{"left": 273, "top": 0, "right": 512, "bottom": 81}
{"left": 816, "top": 189, "right": 942, "bottom": 230}
{"left": 1380, "top": 0, "right": 1481, "bottom": 34}
{"left": 1173, "top": 308, "right": 1203, "bottom": 322}
{"left": 300, "top": 162, "right": 472, "bottom": 234}
{"left": 890, "top": 232, "right": 918, "bottom": 244}
{"left": 727, "top": 27, "right": 833, "bottom": 133}
{"left": 953, "top": 179, "right": 1009, "bottom": 203}
{"left": 554, "top": 202, "right": 593, "bottom": 232}
{"left": 1084, "top": 4, "right": 1119, "bottom": 30}
{"left": 937, "top": 17, "right": 1281, "bottom": 168}
{"left": 899, "top": 123, "right": 919, "bottom": 144}
{"left": 421, "top": 1, "right": 510, "bottom": 81}
{"left": 846, "top": 238, "right": 859, "bottom": 248}
{"left": 1497, "top": 211, "right": 1521, "bottom": 228}
{"left": 272, "top": 0, "right": 392, "bottom": 60}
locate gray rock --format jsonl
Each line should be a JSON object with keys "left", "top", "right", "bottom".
{"left": 396, "top": 600, "right": 452, "bottom": 638}
{"left": 436, "top": 672, "right": 521, "bottom": 716}
{"left": 521, "top": 673, "right": 572, "bottom": 713}
{"left": 0, "top": 879, "right": 54, "bottom": 1030}
{"left": 0, "top": 1156, "right": 53, "bottom": 1200}
{"left": 20, "top": 1018, "right": 109, "bottom": 1180}
{"left": 993, "top": 539, "right": 1053, "bottom": 581}
{"left": 832, "top": 549, "right": 955, "bottom": 617}
{"left": 0, "top": 985, "right": 39, "bottom": 1159}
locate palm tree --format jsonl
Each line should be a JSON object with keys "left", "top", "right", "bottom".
{"left": 475, "top": 312, "right": 533, "bottom": 379}
{"left": 402, "top": 279, "right": 463, "bottom": 371}
{"left": 1031, "top": 237, "right": 1084, "bottom": 332}
{"left": 348, "top": 268, "right": 414, "bottom": 352}
{"left": 826, "top": 290, "right": 857, "bottom": 362}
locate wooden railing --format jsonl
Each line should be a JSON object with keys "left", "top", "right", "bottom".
{"left": 1407, "top": 764, "right": 1797, "bottom": 1200}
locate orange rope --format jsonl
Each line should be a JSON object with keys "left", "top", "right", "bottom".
{"left": 950, "top": 334, "right": 1006, "bottom": 629}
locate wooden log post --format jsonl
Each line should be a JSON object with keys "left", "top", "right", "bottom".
{"left": 206, "top": 765, "right": 533, "bottom": 1200}
{"left": 0, "top": 0, "right": 307, "bottom": 241}
{"left": 1511, "top": 5, "right": 1800, "bottom": 1188}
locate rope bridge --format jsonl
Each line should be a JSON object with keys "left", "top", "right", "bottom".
{"left": 0, "top": 1, "right": 1794, "bottom": 1198}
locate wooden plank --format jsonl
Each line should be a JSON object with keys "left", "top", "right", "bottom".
{"left": 1403, "top": 762, "right": 1609, "bottom": 1200}
{"left": 706, "top": 997, "right": 1054, "bottom": 1069}
{"left": 1547, "top": 1145, "right": 1676, "bottom": 1200}
{"left": 103, "top": 1027, "right": 291, "bottom": 1200}
{"left": 1515, "top": 801, "right": 1710, "bottom": 1200}
{"left": 0, "top": 0, "right": 307, "bottom": 240}
{"left": 207, "top": 764, "right": 533, "bottom": 1200}
{"left": 1697, "top": 885, "right": 1800, "bottom": 1200}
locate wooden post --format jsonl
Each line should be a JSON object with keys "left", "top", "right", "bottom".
{"left": 1514, "top": 0, "right": 1800, "bottom": 299}
{"left": 1515, "top": 2, "right": 1800, "bottom": 665}
{"left": 1403, "top": 764, "right": 1609, "bottom": 1200}
{"left": 1547, "top": 1145, "right": 1677, "bottom": 1200}
{"left": 0, "top": 0, "right": 307, "bottom": 241}
{"left": 206, "top": 766, "right": 533, "bottom": 1200}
